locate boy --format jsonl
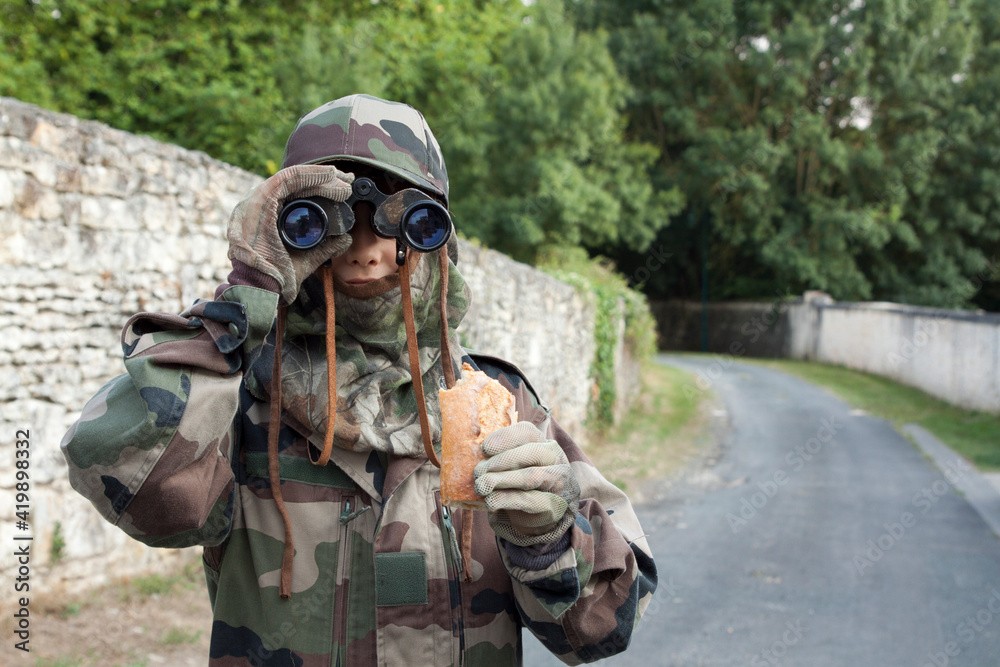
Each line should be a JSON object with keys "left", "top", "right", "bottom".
{"left": 61, "top": 94, "right": 656, "bottom": 665}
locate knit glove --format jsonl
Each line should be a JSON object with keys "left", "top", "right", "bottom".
{"left": 227, "top": 164, "right": 354, "bottom": 304}
{"left": 474, "top": 422, "right": 581, "bottom": 547}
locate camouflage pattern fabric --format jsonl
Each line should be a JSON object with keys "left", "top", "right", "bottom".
{"left": 281, "top": 94, "right": 449, "bottom": 204}
{"left": 61, "top": 280, "right": 657, "bottom": 665}
{"left": 254, "top": 250, "right": 470, "bottom": 460}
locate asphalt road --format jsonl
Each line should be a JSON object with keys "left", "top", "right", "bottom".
{"left": 524, "top": 355, "right": 1000, "bottom": 666}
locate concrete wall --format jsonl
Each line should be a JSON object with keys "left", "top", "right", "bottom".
{"left": 654, "top": 291, "right": 1000, "bottom": 414}
{"left": 0, "top": 97, "right": 635, "bottom": 602}
{"left": 652, "top": 295, "right": 793, "bottom": 358}
{"left": 808, "top": 301, "right": 1000, "bottom": 414}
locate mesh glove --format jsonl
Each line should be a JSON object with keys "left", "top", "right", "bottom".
{"left": 473, "top": 422, "right": 581, "bottom": 547}
{"left": 227, "top": 164, "right": 354, "bottom": 304}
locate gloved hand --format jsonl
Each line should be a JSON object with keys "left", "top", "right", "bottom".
{"left": 227, "top": 164, "right": 354, "bottom": 304}
{"left": 473, "top": 422, "right": 581, "bottom": 547}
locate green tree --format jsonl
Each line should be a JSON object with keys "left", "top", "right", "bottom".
{"left": 449, "top": 1, "right": 682, "bottom": 262}
{"left": 274, "top": 0, "right": 679, "bottom": 263}
{"left": 918, "top": 0, "right": 1000, "bottom": 311}
{"left": 859, "top": 0, "right": 988, "bottom": 307}
{"left": 574, "top": 0, "right": 987, "bottom": 308}
{"left": 0, "top": 0, "right": 314, "bottom": 173}
{"left": 2, "top": 0, "right": 670, "bottom": 263}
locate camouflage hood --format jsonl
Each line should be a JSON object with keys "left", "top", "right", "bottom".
{"left": 272, "top": 94, "right": 461, "bottom": 459}
{"left": 282, "top": 93, "right": 449, "bottom": 204}
{"left": 246, "top": 251, "right": 471, "bottom": 459}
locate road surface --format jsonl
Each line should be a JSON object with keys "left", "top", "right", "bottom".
{"left": 524, "top": 355, "right": 1000, "bottom": 666}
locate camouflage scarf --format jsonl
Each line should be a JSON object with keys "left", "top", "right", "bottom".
{"left": 275, "top": 251, "right": 471, "bottom": 459}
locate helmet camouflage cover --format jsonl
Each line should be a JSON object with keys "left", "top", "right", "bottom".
{"left": 281, "top": 94, "right": 450, "bottom": 205}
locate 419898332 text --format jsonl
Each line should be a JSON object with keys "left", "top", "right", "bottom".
{"left": 12, "top": 428, "right": 32, "bottom": 653}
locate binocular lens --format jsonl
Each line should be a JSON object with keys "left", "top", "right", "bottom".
{"left": 280, "top": 202, "right": 327, "bottom": 249}
{"left": 277, "top": 191, "right": 451, "bottom": 253}
{"left": 403, "top": 203, "right": 451, "bottom": 252}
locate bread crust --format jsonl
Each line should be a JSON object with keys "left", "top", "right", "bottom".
{"left": 439, "top": 363, "right": 517, "bottom": 509}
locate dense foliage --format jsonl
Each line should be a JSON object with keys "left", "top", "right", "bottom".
{"left": 575, "top": 0, "right": 1000, "bottom": 309}
{"left": 0, "top": 0, "right": 675, "bottom": 264}
{"left": 1, "top": 0, "right": 998, "bottom": 309}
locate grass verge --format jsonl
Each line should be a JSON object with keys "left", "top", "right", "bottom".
{"left": 24, "top": 559, "right": 210, "bottom": 667}
{"left": 584, "top": 360, "right": 713, "bottom": 495}
{"left": 749, "top": 358, "right": 1000, "bottom": 471}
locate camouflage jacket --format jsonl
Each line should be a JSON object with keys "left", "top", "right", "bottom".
{"left": 61, "top": 285, "right": 657, "bottom": 666}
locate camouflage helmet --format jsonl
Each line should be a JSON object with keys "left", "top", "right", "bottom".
{"left": 281, "top": 94, "right": 449, "bottom": 205}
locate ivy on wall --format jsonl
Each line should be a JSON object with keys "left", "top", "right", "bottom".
{"left": 540, "top": 248, "right": 657, "bottom": 430}
{"left": 590, "top": 282, "right": 621, "bottom": 428}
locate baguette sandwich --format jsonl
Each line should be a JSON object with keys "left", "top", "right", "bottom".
{"left": 439, "top": 362, "right": 517, "bottom": 509}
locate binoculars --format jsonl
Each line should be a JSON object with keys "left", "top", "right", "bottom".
{"left": 277, "top": 177, "right": 452, "bottom": 263}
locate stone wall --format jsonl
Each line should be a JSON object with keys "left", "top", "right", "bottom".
{"left": 456, "top": 241, "right": 597, "bottom": 430}
{"left": 651, "top": 295, "right": 792, "bottom": 358}
{"left": 654, "top": 291, "right": 1000, "bottom": 413}
{"left": 0, "top": 97, "right": 634, "bottom": 603}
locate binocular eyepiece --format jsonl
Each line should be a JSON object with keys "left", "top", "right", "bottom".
{"left": 278, "top": 177, "right": 452, "bottom": 259}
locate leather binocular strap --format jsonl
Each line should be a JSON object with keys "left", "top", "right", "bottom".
{"left": 437, "top": 248, "right": 473, "bottom": 581}
{"left": 271, "top": 250, "right": 461, "bottom": 596}
{"left": 268, "top": 302, "right": 296, "bottom": 599}
{"left": 400, "top": 250, "right": 441, "bottom": 468}
{"left": 438, "top": 246, "right": 456, "bottom": 390}
{"left": 309, "top": 264, "right": 337, "bottom": 467}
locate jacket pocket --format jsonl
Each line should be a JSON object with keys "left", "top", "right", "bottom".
{"left": 244, "top": 451, "right": 357, "bottom": 489}
{"left": 374, "top": 551, "right": 428, "bottom": 606}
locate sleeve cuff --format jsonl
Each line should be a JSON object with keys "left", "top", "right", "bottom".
{"left": 502, "top": 531, "right": 572, "bottom": 570}
{"left": 227, "top": 259, "right": 281, "bottom": 294}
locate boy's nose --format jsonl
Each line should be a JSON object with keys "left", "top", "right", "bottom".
{"left": 349, "top": 204, "right": 380, "bottom": 264}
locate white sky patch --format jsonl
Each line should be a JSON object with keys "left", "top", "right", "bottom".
{"left": 750, "top": 36, "right": 770, "bottom": 52}
{"left": 843, "top": 96, "right": 873, "bottom": 130}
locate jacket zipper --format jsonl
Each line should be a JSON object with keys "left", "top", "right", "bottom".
{"left": 440, "top": 505, "right": 464, "bottom": 574}
{"left": 340, "top": 498, "right": 370, "bottom": 525}
{"left": 440, "top": 503, "right": 466, "bottom": 667}
{"left": 334, "top": 496, "right": 367, "bottom": 666}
